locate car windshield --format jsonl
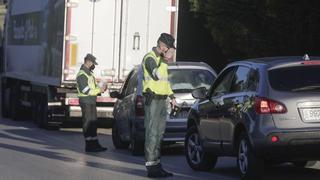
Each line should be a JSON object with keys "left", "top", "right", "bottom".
{"left": 168, "top": 69, "right": 215, "bottom": 93}
{"left": 268, "top": 65, "right": 320, "bottom": 92}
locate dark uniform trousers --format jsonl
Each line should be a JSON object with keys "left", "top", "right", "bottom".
{"left": 80, "top": 102, "right": 98, "bottom": 139}
{"left": 144, "top": 98, "right": 167, "bottom": 166}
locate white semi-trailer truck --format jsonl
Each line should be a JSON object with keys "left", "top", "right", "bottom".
{"left": 1, "top": 0, "right": 179, "bottom": 129}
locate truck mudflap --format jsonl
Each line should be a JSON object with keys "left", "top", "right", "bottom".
{"left": 69, "top": 106, "right": 114, "bottom": 118}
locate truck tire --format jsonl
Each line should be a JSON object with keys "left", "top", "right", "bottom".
{"left": 1, "top": 83, "right": 11, "bottom": 118}
{"left": 40, "top": 95, "right": 59, "bottom": 130}
{"left": 10, "top": 84, "right": 21, "bottom": 121}
{"left": 40, "top": 96, "right": 49, "bottom": 128}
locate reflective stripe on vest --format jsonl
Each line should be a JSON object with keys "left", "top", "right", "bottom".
{"left": 142, "top": 51, "right": 173, "bottom": 95}
{"left": 77, "top": 70, "right": 100, "bottom": 97}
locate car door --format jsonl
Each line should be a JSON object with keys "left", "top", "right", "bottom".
{"left": 198, "top": 67, "right": 236, "bottom": 148}
{"left": 114, "top": 71, "right": 135, "bottom": 132}
{"left": 119, "top": 71, "right": 138, "bottom": 134}
{"left": 220, "top": 66, "right": 256, "bottom": 151}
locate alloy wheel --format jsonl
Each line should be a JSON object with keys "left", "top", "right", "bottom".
{"left": 187, "top": 133, "right": 203, "bottom": 165}
{"left": 238, "top": 139, "right": 249, "bottom": 175}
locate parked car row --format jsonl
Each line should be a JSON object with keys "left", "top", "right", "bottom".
{"left": 111, "top": 55, "right": 320, "bottom": 180}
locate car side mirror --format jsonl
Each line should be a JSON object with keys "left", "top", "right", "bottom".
{"left": 191, "top": 87, "right": 207, "bottom": 99}
{"left": 110, "top": 91, "right": 123, "bottom": 99}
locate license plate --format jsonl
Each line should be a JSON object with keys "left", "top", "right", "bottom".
{"left": 301, "top": 108, "right": 320, "bottom": 121}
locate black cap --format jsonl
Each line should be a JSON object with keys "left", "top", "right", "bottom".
{"left": 158, "top": 33, "right": 175, "bottom": 49}
{"left": 84, "top": 53, "right": 98, "bottom": 65}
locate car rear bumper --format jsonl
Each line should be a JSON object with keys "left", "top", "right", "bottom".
{"left": 252, "top": 129, "right": 320, "bottom": 160}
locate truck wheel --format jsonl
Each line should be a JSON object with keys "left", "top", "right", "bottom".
{"left": 237, "top": 132, "right": 264, "bottom": 180}
{"left": 185, "top": 126, "right": 217, "bottom": 171}
{"left": 31, "top": 96, "right": 38, "bottom": 124}
{"left": 112, "top": 121, "right": 129, "bottom": 149}
{"left": 36, "top": 95, "right": 49, "bottom": 128}
{"left": 33, "top": 97, "right": 43, "bottom": 126}
{"left": 1, "top": 84, "right": 11, "bottom": 118}
{"left": 10, "top": 85, "right": 21, "bottom": 121}
{"left": 130, "top": 125, "right": 144, "bottom": 156}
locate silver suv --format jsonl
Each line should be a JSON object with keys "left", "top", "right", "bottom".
{"left": 111, "top": 62, "right": 217, "bottom": 155}
{"left": 185, "top": 56, "right": 320, "bottom": 180}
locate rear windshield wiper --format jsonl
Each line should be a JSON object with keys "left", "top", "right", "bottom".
{"left": 173, "top": 89, "right": 194, "bottom": 93}
{"left": 292, "top": 85, "right": 320, "bottom": 92}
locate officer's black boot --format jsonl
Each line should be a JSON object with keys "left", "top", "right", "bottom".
{"left": 85, "top": 140, "right": 95, "bottom": 152}
{"left": 93, "top": 140, "right": 108, "bottom": 151}
{"left": 147, "top": 164, "right": 173, "bottom": 178}
{"left": 85, "top": 140, "right": 107, "bottom": 152}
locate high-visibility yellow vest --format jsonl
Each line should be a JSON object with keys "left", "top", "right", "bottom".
{"left": 142, "top": 51, "right": 173, "bottom": 96}
{"left": 77, "top": 70, "right": 101, "bottom": 97}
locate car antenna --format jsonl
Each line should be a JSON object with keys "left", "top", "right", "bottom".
{"left": 303, "top": 54, "right": 310, "bottom": 61}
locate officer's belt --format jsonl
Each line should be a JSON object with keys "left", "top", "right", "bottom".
{"left": 143, "top": 93, "right": 167, "bottom": 99}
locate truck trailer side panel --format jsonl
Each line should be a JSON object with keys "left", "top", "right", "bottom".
{"left": 4, "top": 0, "right": 65, "bottom": 86}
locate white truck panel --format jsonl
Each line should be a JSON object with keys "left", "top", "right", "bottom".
{"left": 64, "top": 1, "right": 93, "bottom": 81}
{"left": 148, "top": 0, "right": 173, "bottom": 46}
{"left": 120, "top": 0, "right": 149, "bottom": 79}
{"left": 92, "top": 0, "right": 119, "bottom": 81}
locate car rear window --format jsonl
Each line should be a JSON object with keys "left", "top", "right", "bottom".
{"left": 268, "top": 65, "right": 320, "bottom": 92}
{"left": 168, "top": 69, "right": 216, "bottom": 93}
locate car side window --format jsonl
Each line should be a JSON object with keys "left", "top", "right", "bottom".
{"left": 230, "top": 66, "right": 251, "bottom": 93}
{"left": 124, "top": 72, "right": 137, "bottom": 96}
{"left": 229, "top": 66, "right": 259, "bottom": 93}
{"left": 210, "top": 67, "right": 236, "bottom": 97}
{"left": 245, "top": 68, "right": 259, "bottom": 92}
{"left": 120, "top": 71, "right": 134, "bottom": 96}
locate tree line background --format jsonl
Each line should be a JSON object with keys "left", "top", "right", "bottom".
{"left": 176, "top": 0, "right": 320, "bottom": 72}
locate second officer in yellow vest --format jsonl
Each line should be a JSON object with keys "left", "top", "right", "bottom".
{"left": 142, "top": 33, "right": 177, "bottom": 178}
{"left": 76, "top": 54, "right": 108, "bottom": 152}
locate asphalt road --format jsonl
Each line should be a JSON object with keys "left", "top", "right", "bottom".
{"left": 1, "top": 118, "right": 320, "bottom": 180}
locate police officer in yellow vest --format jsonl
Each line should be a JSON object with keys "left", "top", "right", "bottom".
{"left": 76, "top": 54, "right": 108, "bottom": 152}
{"left": 142, "top": 33, "right": 177, "bottom": 178}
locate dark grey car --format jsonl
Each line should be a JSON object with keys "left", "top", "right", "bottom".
{"left": 111, "top": 62, "right": 217, "bottom": 155}
{"left": 185, "top": 56, "right": 320, "bottom": 179}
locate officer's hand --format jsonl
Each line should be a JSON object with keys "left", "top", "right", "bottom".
{"left": 100, "top": 84, "right": 107, "bottom": 93}
{"left": 171, "top": 98, "right": 177, "bottom": 109}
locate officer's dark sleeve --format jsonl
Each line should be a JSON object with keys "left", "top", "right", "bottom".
{"left": 77, "top": 74, "right": 90, "bottom": 95}
{"left": 144, "top": 57, "right": 159, "bottom": 81}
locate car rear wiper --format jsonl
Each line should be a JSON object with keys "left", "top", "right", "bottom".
{"left": 173, "top": 89, "right": 194, "bottom": 93}
{"left": 292, "top": 85, "right": 320, "bottom": 92}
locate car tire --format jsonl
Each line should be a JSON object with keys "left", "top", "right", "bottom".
{"left": 112, "top": 121, "right": 130, "bottom": 149}
{"left": 185, "top": 126, "right": 217, "bottom": 171}
{"left": 130, "top": 125, "right": 144, "bottom": 156}
{"left": 291, "top": 161, "right": 317, "bottom": 168}
{"left": 237, "top": 132, "right": 264, "bottom": 180}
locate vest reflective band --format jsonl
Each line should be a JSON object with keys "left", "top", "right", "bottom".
{"left": 77, "top": 70, "right": 101, "bottom": 97}
{"left": 142, "top": 51, "right": 173, "bottom": 96}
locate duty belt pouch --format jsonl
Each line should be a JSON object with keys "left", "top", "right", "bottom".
{"left": 144, "top": 89, "right": 154, "bottom": 105}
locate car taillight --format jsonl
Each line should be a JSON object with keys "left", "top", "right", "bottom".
{"left": 135, "top": 95, "right": 144, "bottom": 116}
{"left": 254, "top": 97, "right": 287, "bottom": 114}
